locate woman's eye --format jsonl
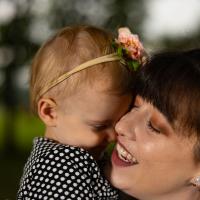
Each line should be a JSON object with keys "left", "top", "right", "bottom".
{"left": 131, "top": 104, "right": 139, "bottom": 111}
{"left": 147, "top": 121, "right": 161, "bottom": 134}
{"left": 133, "top": 103, "right": 139, "bottom": 108}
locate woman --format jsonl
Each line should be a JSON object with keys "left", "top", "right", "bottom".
{"left": 108, "top": 49, "right": 200, "bottom": 200}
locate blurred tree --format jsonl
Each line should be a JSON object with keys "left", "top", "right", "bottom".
{"left": 105, "top": 0, "right": 146, "bottom": 34}
{"left": 161, "top": 28, "right": 200, "bottom": 50}
{"left": 0, "top": 3, "right": 38, "bottom": 154}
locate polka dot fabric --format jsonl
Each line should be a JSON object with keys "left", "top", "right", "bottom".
{"left": 17, "top": 137, "right": 119, "bottom": 200}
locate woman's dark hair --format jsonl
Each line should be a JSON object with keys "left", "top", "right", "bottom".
{"left": 135, "top": 49, "right": 200, "bottom": 160}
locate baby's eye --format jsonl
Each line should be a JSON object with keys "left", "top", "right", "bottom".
{"left": 92, "top": 124, "right": 109, "bottom": 132}
{"left": 147, "top": 121, "right": 161, "bottom": 134}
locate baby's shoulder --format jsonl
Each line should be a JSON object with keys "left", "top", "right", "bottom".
{"left": 32, "top": 138, "right": 92, "bottom": 164}
{"left": 30, "top": 138, "right": 99, "bottom": 175}
{"left": 40, "top": 144, "right": 96, "bottom": 168}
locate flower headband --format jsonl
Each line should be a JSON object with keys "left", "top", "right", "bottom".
{"left": 38, "top": 27, "right": 146, "bottom": 99}
{"left": 113, "top": 27, "right": 146, "bottom": 71}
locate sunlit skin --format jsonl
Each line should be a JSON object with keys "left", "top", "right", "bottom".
{"left": 108, "top": 95, "right": 200, "bottom": 200}
{"left": 44, "top": 81, "right": 132, "bottom": 160}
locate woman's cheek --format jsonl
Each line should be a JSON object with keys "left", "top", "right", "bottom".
{"left": 137, "top": 141, "right": 158, "bottom": 163}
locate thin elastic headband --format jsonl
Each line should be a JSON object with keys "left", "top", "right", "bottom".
{"left": 38, "top": 53, "right": 121, "bottom": 99}
{"left": 37, "top": 27, "right": 146, "bottom": 100}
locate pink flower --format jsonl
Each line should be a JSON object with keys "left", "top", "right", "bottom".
{"left": 116, "top": 27, "right": 144, "bottom": 60}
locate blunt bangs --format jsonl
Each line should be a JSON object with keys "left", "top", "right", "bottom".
{"left": 135, "top": 50, "right": 200, "bottom": 135}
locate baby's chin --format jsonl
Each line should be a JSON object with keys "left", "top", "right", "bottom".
{"left": 87, "top": 145, "right": 107, "bottom": 160}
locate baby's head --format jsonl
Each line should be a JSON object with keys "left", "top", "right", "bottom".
{"left": 31, "top": 25, "right": 134, "bottom": 112}
{"left": 30, "top": 25, "right": 139, "bottom": 158}
{"left": 136, "top": 49, "right": 200, "bottom": 160}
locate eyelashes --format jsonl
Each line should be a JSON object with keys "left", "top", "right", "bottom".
{"left": 91, "top": 124, "right": 109, "bottom": 132}
{"left": 147, "top": 121, "right": 161, "bottom": 134}
{"left": 131, "top": 103, "right": 162, "bottom": 135}
{"left": 131, "top": 104, "right": 139, "bottom": 112}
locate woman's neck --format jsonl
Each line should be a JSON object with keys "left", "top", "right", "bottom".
{"left": 140, "top": 186, "right": 200, "bottom": 200}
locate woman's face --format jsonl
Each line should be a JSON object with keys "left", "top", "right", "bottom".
{"left": 109, "top": 95, "right": 200, "bottom": 199}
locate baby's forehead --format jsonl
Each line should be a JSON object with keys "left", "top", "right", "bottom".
{"left": 58, "top": 82, "right": 131, "bottom": 119}
{"left": 65, "top": 68, "right": 121, "bottom": 90}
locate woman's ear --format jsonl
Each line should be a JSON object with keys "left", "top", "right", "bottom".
{"left": 38, "top": 98, "right": 58, "bottom": 126}
{"left": 190, "top": 175, "right": 200, "bottom": 190}
{"left": 190, "top": 165, "right": 200, "bottom": 189}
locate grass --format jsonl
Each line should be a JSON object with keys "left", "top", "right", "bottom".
{"left": 14, "top": 109, "right": 44, "bottom": 151}
{"left": 0, "top": 108, "right": 44, "bottom": 199}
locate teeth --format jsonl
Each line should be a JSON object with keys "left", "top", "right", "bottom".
{"left": 116, "top": 143, "right": 137, "bottom": 164}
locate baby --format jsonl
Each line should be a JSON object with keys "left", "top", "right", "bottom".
{"left": 17, "top": 25, "right": 144, "bottom": 199}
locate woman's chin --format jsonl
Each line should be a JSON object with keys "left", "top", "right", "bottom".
{"left": 108, "top": 149, "right": 139, "bottom": 192}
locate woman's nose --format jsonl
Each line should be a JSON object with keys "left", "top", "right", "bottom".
{"left": 115, "top": 112, "right": 137, "bottom": 140}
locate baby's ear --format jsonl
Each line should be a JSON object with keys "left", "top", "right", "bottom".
{"left": 37, "top": 98, "right": 58, "bottom": 126}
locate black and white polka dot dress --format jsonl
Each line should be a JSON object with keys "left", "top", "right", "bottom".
{"left": 17, "top": 137, "right": 119, "bottom": 200}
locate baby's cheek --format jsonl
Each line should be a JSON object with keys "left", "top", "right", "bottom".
{"left": 94, "top": 134, "right": 107, "bottom": 146}
{"left": 85, "top": 134, "right": 104, "bottom": 147}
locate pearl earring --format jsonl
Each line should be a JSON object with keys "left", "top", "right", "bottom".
{"left": 191, "top": 176, "right": 200, "bottom": 188}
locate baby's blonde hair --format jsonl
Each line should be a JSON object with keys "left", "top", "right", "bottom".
{"left": 30, "top": 25, "right": 135, "bottom": 114}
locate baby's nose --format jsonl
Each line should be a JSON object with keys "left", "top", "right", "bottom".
{"left": 106, "top": 128, "right": 117, "bottom": 142}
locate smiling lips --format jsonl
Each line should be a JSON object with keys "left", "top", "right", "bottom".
{"left": 112, "top": 143, "right": 138, "bottom": 166}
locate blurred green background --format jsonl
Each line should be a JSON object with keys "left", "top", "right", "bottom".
{"left": 0, "top": 0, "right": 200, "bottom": 199}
